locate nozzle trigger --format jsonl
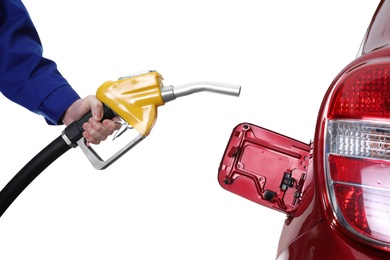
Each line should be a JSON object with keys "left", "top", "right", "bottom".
{"left": 112, "top": 120, "right": 133, "bottom": 141}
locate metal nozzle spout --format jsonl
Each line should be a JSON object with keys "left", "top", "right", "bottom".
{"left": 161, "top": 81, "right": 241, "bottom": 103}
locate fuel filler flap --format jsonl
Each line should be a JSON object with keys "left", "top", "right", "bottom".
{"left": 218, "top": 123, "right": 311, "bottom": 214}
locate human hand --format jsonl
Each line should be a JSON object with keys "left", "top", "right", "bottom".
{"left": 62, "top": 95, "right": 119, "bottom": 145}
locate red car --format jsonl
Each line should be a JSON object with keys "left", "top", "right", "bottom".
{"left": 218, "top": 1, "right": 390, "bottom": 259}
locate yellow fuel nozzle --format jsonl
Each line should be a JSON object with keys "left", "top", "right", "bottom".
{"left": 78, "top": 70, "right": 241, "bottom": 170}
{"left": 97, "top": 70, "right": 165, "bottom": 137}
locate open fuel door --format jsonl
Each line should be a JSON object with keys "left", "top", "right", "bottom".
{"left": 218, "top": 123, "right": 311, "bottom": 214}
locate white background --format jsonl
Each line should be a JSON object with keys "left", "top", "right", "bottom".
{"left": 0, "top": 1, "right": 381, "bottom": 259}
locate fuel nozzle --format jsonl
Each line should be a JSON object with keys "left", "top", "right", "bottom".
{"left": 77, "top": 70, "right": 241, "bottom": 170}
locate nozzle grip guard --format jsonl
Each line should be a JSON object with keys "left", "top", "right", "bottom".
{"left": 62, "top": 103, "right": 116, "bottom": 147}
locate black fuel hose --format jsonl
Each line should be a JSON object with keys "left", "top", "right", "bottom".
{"left": 0, "top": 136, "right": 70, "bottom": 217}
{"left": 0, "top": 104, "right": 115, "bottom": 218}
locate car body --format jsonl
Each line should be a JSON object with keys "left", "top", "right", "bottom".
{"left": 218, "top": 1, "right": 390, "bottom": 259}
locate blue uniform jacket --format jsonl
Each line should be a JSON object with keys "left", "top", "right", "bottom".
{"left": 0, "top": 0, "right": 80, "bottom": 125}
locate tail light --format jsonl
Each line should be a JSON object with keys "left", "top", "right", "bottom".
{"left": 323, "top": 55, "right": 390, "bottom": 249}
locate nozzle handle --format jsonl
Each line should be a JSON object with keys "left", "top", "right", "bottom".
{"left": 62, "top": 103, "right": 116, "bottom": 147}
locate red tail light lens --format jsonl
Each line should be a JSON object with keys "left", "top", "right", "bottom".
{"left": 325, "top": 60, "right": 390, "bottom": 248}
{"left": 328, "top": 64, "right": 390, "bottom": 119}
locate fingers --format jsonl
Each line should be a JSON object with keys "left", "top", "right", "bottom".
{"left": 64, "top": 95, "right": 121, "bottom": 145}
{"left": 82, "top": 118, "right": 119, "bottom": 145}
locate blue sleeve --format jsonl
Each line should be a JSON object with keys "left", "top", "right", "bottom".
{"left": 0, "top": 0, "right": 81, "bottom": 125}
